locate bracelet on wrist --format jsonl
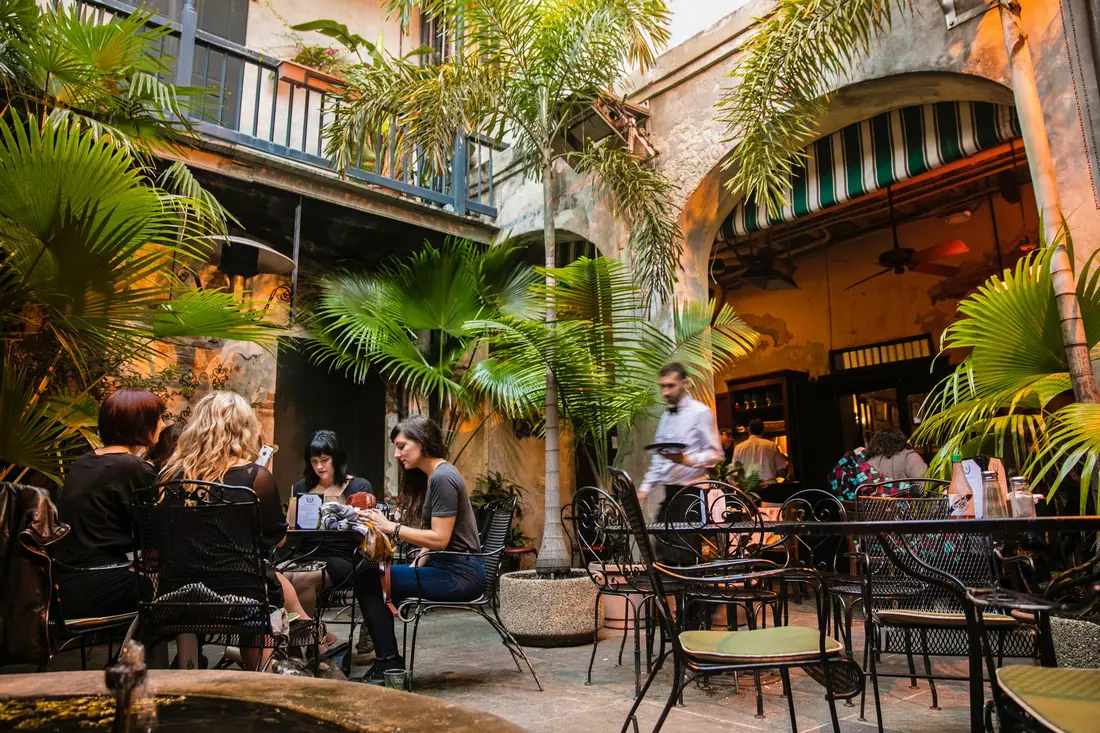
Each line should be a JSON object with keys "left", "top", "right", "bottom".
{"left": 393, "top": 522, "right": 402, "bottom": 541}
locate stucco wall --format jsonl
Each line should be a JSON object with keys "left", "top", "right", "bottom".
{"left": 247, "top": 0, "right": 417, "bottom": 59}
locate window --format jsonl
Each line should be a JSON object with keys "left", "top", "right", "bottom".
{"left": 419, "top": 10, "right": 451, "bottom": 63}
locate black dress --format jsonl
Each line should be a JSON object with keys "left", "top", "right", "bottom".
{"left": 289, "top": 476, "right": 372, "bottom": 586}
{"left": 219, "top": 463, "right": 288, "bottom": 605}
{"left": 53, "top": 451, "right": 156, "bottom": 619}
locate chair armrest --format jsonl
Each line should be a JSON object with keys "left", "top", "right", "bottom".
{"left": 657, "top": 558, "right": 779, "bottom": 576}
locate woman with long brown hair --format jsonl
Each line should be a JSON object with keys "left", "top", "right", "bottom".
{"left": 355, "top": 415, "right": 484, "bottom": 683}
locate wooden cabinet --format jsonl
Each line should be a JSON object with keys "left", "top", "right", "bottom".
{"left": 724, "top": 370, "right": 809, "bottom": 480}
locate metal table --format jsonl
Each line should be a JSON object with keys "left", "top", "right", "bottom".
{"left": 640, "top": 515, "right": 1100, "bottom": 731}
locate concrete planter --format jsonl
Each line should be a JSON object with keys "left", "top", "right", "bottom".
{"left": 498, "top": 570, "right": 601, "bottom": 647}
{"left": 1051, "top": 616, "right": 1100, "bottom": 668}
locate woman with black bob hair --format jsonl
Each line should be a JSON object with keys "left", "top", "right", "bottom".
{"left": 285, "top": 430, "right": 375, "bottom": 616}
{"left": 354, "top": 415, "right": 484, "bottom": 684}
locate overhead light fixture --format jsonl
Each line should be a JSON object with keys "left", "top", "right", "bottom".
{"left": 198, "top": 234, "right": 296, "bottom": 293}
{"left": 943, "top": 210, "right": 972, "bottom": 225}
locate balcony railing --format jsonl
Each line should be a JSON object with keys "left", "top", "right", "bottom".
{"left": 59, "top": 0, "right": 498, "bottom": 218}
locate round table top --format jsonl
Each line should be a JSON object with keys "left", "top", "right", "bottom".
{"left": 0, "top": 670, "right": 525, "bottom": 733}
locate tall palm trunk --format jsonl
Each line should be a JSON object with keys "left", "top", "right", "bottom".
{"left": 536, "top": 154, "right": 570, "bottom": 574}
{"left": 1000, "top": 1, "right": 1100, "bottom": 404}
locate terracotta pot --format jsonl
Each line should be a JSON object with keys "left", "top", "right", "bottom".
{"left": 277, "top": 59, "right": 343, "bottom": 94}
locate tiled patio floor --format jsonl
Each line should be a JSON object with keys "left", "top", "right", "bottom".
{"left": 352, "top": 604, "right": 975, "bottom": 733}
{"left": 7, "top": 603, "right": 980, "bottom": 732}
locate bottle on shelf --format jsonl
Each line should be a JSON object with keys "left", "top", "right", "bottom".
{"left": 1008, "top": 476, "right": 1037, "bottom": 518}
{"left": 947, "top": 455, "right": 975, "bottom": 519}
{"left": 982, "top": 470, "right": 1011, "bottom": 518}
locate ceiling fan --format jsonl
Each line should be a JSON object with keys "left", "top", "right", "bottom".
{"left": 845, "top": 186, "right": 970, "bottom": 291}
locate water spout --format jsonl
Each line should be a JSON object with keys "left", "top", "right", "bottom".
{"left": 105, "top": 640, "right": 156, "bottom": 733}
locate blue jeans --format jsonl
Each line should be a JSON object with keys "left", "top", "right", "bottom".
{"left": 356, "top": 554, "right": 485, "bottom": 659}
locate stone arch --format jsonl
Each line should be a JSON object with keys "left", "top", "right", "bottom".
{"left": 675, "top": 71, "right": 1015, "bottom": 301}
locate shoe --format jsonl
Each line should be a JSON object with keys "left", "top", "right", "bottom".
{"left": 358, "top": 655, "right": 405, "bottom": 685}
{"left": 352, "top": 633, "right": 375, "bottom": 663}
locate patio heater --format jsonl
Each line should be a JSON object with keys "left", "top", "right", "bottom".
{"left": 199, "top": 234, "right": 296, "bottom": 294}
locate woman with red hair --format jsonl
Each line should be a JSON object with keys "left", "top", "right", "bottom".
{"left": 53, "top": 387, "right": 166, "bottom": 619}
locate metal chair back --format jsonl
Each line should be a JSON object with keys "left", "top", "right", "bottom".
{"left": 661, "top": 480, "right": 764, "bottom": 562}
{"left": 571, "top": 485, "right": 646, "bottom": 594}
{"left": 854, "top": 478, "right": 947, "bottom": 501}
{"left": 480, "top": 496, "right": 517, "bottom": 593}
{"left": 775, "top": 489, "right": 847, "bottom": 573}
{"left": 132, "top": 480, "right": 272, "bottom": 638}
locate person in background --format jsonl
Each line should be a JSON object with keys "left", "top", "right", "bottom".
{"left": 53, "top": 388, "right": 164, "bottom": 619}
{"left": 638, "top": 363, "right": 723, "bottom": 562}
{"left": 864, "top": 427, "right": 927, "bottom": 480}
{"left": 146, "top": 421, "right": 183, "bottom": 473}
{"left": 733, "top": 418, "right": 788, "bottom": 485}
{"left": 284, "top": 430, "right": 375, "bottom": 634}
{"left": 354, "top": 415, "right": 484, "bottom": 684}
{"left": 720, "top": 428, "right": 735, "bottom": 464}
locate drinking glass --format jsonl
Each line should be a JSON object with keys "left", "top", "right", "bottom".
{"left": 383, "top": 669, "right": 407, "bottom": 690}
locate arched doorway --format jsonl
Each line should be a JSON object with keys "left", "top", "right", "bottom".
{"left": 679, "top": 73, "right": 1038, "bottom": 486}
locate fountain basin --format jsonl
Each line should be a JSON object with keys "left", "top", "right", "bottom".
{"left": 0, "top": 670, "right": 526, "bottom": 732}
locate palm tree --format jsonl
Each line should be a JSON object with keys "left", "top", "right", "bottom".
{"left": 912, "top": 238, "right": 1100, "bottom": 510}
{"left": 0, "top": 5, "right": 284, "bottom": 485}
{"left": 304, "top": 238, "right": 535, "bottom": 457}
{"left": 716, "top": 0, "right": 1099, "bottom": 408}
{"left": 314, "top": 0, "right": 679, "bottom": 572}
{"left": 469, "top": 256, "right": 758, "bottom": 520}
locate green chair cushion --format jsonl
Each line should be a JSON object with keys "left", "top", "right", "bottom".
{"left": 998, "top": 665, "right": 1100, "bottom": 733}
{"left": 874, "top": 609, "right": 1015, "bottom": 628}
{"left": 680, "top": 626, "right": 842, "bottom": 663}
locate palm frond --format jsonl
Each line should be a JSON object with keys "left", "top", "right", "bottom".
{"left": 572, "top": 140, "right": 683, "bottom": 309}
{"left": 716, "top": 0, "right": 908, "bottom": 215}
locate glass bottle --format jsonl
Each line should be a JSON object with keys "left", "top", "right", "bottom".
{"left": 1009, "top": 476, "right": 1036, "bottom": 518}
{"left": 947, "top": 455, "right": 974, "bottom": 519}
{"left": 982, "top": 470, "right": 1011, "bottom": 518}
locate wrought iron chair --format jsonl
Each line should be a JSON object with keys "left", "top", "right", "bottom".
{"left": 132, "top": 480, "right": 307, "bottom": 671}
{"left": 397, "top": 496, "right": 541, "bottom": 691}
{"left": 609, "top": 467, "right": 860, "bottom": 733}
{"left": 42, "top": 558, "right": 138, "bottom": 671}
{"left": 663, "top": 482, "right": 779, "bottom": 630}
{"left": 276, "top": 541, "right": 369, "bottom": 675}
{"left": 968, "top": 552, "right": 1100, "bottom": 732}
{"left": 856, "top": 478, "right": 948, "bottom": 498}
{"left": 572, "top": 485, "right": 670, "bottom": 695}
{"left": 857, "top": 496, "right": 1032, "bottom": 733}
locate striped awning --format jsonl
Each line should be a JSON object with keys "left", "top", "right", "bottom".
{"left": 721, "top": 101, "right": 1020, "bottom": 240}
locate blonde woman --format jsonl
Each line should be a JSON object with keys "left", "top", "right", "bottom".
{"left": 159, "top": 391, "right": 317, "bottom": 668}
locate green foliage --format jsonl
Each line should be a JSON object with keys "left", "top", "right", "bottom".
{"left": 469, "top": 256, "right": 758, "bottom": 487}
{"left": 304, "top": 238, "right": 535, "bottom": 452}
{"left": 314, "top": 0, "right": 680, "bottom": 302}
{"left": 0, "top": 5, "right": 285, "bottom": 485}
{"left": 716, "top": 0, "right": 910, "bottom": 215}
{"left": 472, "top": 471, "right": 528, "bottom": 548}
{"left": 913, "top": 237, "right": 1100, "bottom": 511}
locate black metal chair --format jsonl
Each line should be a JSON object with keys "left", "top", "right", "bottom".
{"left": 397, "top": 496, "right": 541, "bottom": 691}
{"left": 609, "top": 467, "right": 858, "bottom": 733}
{"left": 572, "top": 485, "right": 669, "bottom": 695}
{"left": 968, "top": 552, "right": 1100, "bottom": 732}
{"left": 132, "top": 480, "right": 306, "bottom": 671}
{"left": 856, "top": 478, "right": 948, "bottom": 498}
{"left": 41, "top": 559, "right": 138, "bottom": 671}
{"left": 857, "top": 496, "right": 1033, "bottom": 733}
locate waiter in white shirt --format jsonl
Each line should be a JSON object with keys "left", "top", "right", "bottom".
{"left": 639, "top": 362, "right": 723, "bottom": 563}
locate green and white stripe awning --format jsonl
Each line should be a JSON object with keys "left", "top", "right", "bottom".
{"left": 721, "top": 101, "right": 1020, "bottom": 240}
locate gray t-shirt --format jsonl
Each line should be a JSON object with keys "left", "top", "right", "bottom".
{"left": 424, "top": 462, "right": 481, "bottom": 554}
